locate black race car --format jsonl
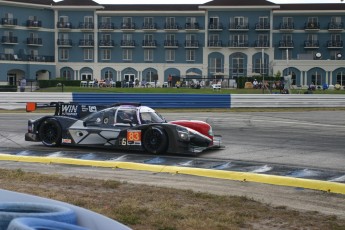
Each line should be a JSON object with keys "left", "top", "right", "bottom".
{"left": 25, "top": 102, "right": 222, "bottom": 154}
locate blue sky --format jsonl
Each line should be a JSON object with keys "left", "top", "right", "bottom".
{"left": 94, "top": 0, "right": 342, "bottom": 4}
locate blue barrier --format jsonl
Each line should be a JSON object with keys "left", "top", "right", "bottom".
{"left": 72, "top": 93, "right": 231, "bottom": 108}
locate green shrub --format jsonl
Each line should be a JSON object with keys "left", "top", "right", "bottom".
{"left": 38, "top": 80, "right": 82, "bottom": 88}
{"left": 0, "top": 85, "right": 17, "bottom": 92}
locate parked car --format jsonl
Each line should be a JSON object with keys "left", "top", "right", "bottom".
{"left": 25, "top": 102, "right": 222, "bottom": 154}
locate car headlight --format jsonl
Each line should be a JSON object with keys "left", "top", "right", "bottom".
{"left": 176, "top": 126, "right": 190, "bottom": 141}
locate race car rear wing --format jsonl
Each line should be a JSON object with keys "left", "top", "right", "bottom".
{"left": 26, "top": 102, "right": 141, "bottom": 119}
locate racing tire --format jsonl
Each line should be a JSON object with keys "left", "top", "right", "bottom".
{"left": 7, "top": 217, "right": 88, "bottom": 230}
{"left": 143, "top": 126, "right": 168, "bottom": 154}
{"left": 38, "top": 118, "right": 62, "bottom": 147}
{"left": 0, "top": 202, "right": 77, "bottom": 229}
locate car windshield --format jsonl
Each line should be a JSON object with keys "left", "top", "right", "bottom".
{"left": 140, "top": 111, "right": 165, "bottom": 124}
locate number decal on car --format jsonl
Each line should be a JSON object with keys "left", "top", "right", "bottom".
{"left": 127, "top": 130, "right": 142, "bottom": 145}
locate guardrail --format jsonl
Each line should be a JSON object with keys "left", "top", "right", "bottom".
{"left": 0, "top": 92, "right": 345, "bottom": 110}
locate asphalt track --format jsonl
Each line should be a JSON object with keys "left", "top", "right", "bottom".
{"left": 0, "top": 111, "right": 345, "bottom": 195}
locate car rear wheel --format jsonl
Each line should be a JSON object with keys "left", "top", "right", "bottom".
{"left": 38, "top": 118, "right": 62, "bottom": 147}
{"left": 143, "top": 126, "right": 168, "bottom": 154}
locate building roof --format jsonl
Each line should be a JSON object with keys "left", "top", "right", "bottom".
{"left": 53, "top": 0, "right": 100, "bottom": 6}
{"left": 277, "top": 3, "right": 345, "bottom": 11}
{"left": 2, "top": 0, "right": 55, "bottom": 5}
{"left": 101, "top": 4, "right": 200, "bottom": 11}
{"left": 203, "top": 0, "right": 276, "bottom": 6}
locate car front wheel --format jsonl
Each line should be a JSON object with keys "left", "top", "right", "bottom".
{"left": 143, "top": 126, "right": 168, "bottom": 154}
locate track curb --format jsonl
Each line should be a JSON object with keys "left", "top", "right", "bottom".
{"left": 1, "top": 153, "right": 345, "bottom": 195}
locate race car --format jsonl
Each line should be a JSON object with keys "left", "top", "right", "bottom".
{"left": 25, "top": 102, "right": 222, "bottom": 154}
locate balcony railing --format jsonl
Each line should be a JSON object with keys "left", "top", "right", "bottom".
{"left": 0, "top": 53, "right": 54, "bottom": 62}
{"left": 327, "top": 40, "right": 343, "bottom": 48}
{"left": 26, "top": 38, "right": 42, "bottom": 46}
{"left": 26, "top": 20, "right": 42, "bottom": 28}
{"left": 99, "top": 22, "right": 115, "bottom": 30}
{"left": 328, "top": 22, "right": 343, "bottom": 31}
{"left": 279, "top": 23, "right": 294, "bottom": 31}
{"left": 164, "top": 40, "right": 179, "bottom": 48}
{"left": 279, "top": 41, "right": 294, "bottom": 48}
{"left": 304, "top": 40, "right": 319, "bottom": 48}
{"left": 120, "top": 40, "right": 136, "bottom": 47}
{"left": 184, "top": 40, "right": 199, "bottom": 48}
{"left": 228, "top": 40, "right": 249, "bottom": 48}
{"left": 79, "top": 22, "right": 94, "bottom": 30}
{"left": 142, "top": 40, "right": 157, "bottom": 47}
{"left": 57, "top": 22, "right": 72, "bottom": 29}
{"left": 185, "top": 22, "right": 199, "bottom": 30}
{"left": 208, "top": 23, "right": 223, "bottom": 30}
{"left": 121, "top": 23, "right": 136, "bottom": 30}
{"left": 228, "top": 23, "right": 249, "bottom": 31}
{"left": 1, "top": 36, "right": 18, "bottom": 44}
{"left": 164, "top": 23, "right": 179, "bottom": 30}
{"left": 78, "top": 39, "right": 94, "bottom": 47}
{"left": 99, "top": 40, "right": 115, "bottom": 47}
{"left": 142, "top": 23, "right": 157, "bottom": 30}
{"left": 304, "top": 22, "right": 320, "bottom": 30}
{"left": 208, "top": 40, "right": 222, "bottom": 47}
{"left": 255, "top": 23, "right": 270, "bottom": 30}
{"left": 254, "top": 40, "right": 269, "bottom": 48}
{"left": 1, "top": 18, "right": 17, "bottom": 26}
{"left": 57, "top": 39, "right": 73, "bottom": 47}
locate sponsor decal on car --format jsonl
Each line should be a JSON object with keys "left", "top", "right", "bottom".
{"left": 127, "top": 130, "right": 142, "bottom": 145}
{"left": 62, "top": 138, "right": 72, "bottom": 144}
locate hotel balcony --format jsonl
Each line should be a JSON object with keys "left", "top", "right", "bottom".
{"left": 327, "top": 40, "right": 343, "bottom": 49}
{"left": 78, "top": 39, "right": 94, "bottom": 47}
{"left": 184, "top": 40, "right": 199, "bottom": 48}
{"left": 304, "top": 40, "right": 319, "bottom": 49}
{"left": 79, "top": 22, "right": 94, "bottom": 31}
{"left": 255, "top": 23, "right": 270, "bottom": 31}
{"left": 26, "top": 20, "right": 42, "bottom": 28}
{"left": 57, "top": 39, "right": 73, "bottom": 47}
{"left": 228, "top": 23, "right": 249, "bottom": 31}
{"left": 121, "top": 23, "right": 136, "bottom": 31}
{"left": 1, "top": 36, "right": 18, "bottom": 45}
{"left": 254, "top": 40, "right": 269, "bottom": 48}
{"left": 99, "top": 40, "right": 115, "bottom": 47}
{"left": 26, "top": 37, "right": 42, "bottom": 46}
{"left": 208, "top": 23, "right": 223, "bottom": 31}
{"left": 278, "top": 41, "right": 294, "bottom": 48}
{"left": 1, "top": 18, "right": 17, "bottom": 27}
{"left": 142, "top": 23, "right": 158, "bottom": 31}
{"left": 120, "top": 40, "right": 136, "bottom": 48}
{"left": 208, "top": 40, "right": 222, "bottom": 48}
{"left": 99, "top": 22, "right": 115, "bottom": 31}
{"left": 142, "top": 40, "right": 157, "bottom": 48}
{"left": 279, "top": 23, "right": 294, "bottom": 31}
{"left": 185, "top": 22, "right": 200, "bottom": 31}
{"left": 328, "top": 22, "right": 343, "bottom": 31}
{"left": 304, "top": 22, "right": 320, "bottom": 31}
{"left": 57, "top": 22, "right": 72, "bottom": 30}
{"left": 164, "top": 23, "right": 179, "bottom": 31}
{"left": 164, "top": 40, "right": 179, "bottom": 48}
{"left": 228, "top": 40, "right": 249, "bottom": 48}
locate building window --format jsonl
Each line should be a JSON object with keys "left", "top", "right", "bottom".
{"left": 231, "top": 54, "right": 244, "bottom": 78}
{"left": 165, "top": 49, "right": 175, "bottom": 62}
{"left": 104, "top": 70, "right": 113, "bottom": 80}
{"left": 122, "top": 49, "right": 132, "bottom": 61}
{"left": 101, "top": 49, "right": 111, "bottom": 60}
{"left": 144, "top": 49, "right": 153, "bottom": 61}
{"left": 59, "top": 48, "right": 69, "bottom": 60}
{"left": 83, "top": 48, "right": 93, "bottom": 60}
{"left": 186, "top": 49, "right": 195, "bottom": 61}
{"left": 311, "top": 71, "right": 322, "bottom": 85}
{"left": 62, "top": 69, "right": 72, "bottom": 80}
{"left": 336, "top": 71, "right": 345, "bottom": 86}
{"left": 209, "top": 57, "right": 223, "bottom": 74}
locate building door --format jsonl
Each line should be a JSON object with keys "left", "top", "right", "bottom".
{"left": 8, "top": 74, "right": 16, "bottom": 85}
{"left": 124, "top": 74, "right": 135, "bottom": 82}
{"left": 81, "top": 73, "right": 92, "bottom": 81}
